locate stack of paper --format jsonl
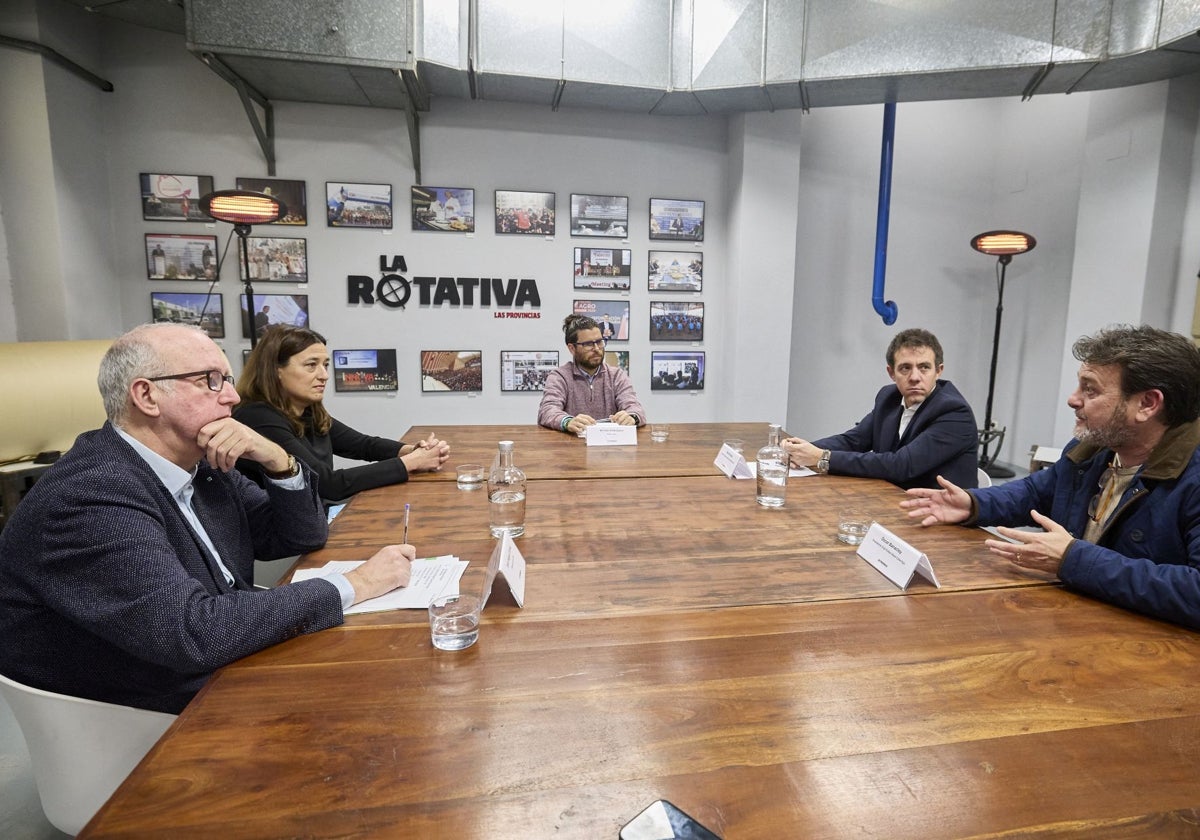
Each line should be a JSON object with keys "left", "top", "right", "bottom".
{"left": 292, "top": 555, "right": 468, "bottom": 615}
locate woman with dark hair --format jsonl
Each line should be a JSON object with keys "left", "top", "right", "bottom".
{"left": 235, "top": 326, "right": 449, "bottom": 503}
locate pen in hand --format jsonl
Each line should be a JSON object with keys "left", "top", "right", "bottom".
{"left": 403, "top": 503, "right": 410, "bottom": 544}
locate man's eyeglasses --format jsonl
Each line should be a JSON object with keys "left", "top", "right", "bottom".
{"left": 146, "top": 369, "right": 235, "bottom": 392}
{"left": 572, "top": 338, "right": 608, "bottom": 349}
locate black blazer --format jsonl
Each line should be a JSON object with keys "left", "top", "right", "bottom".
{"left": 812, "top": 379, "right": 979, "bottom": 490}
{"left": 0, "top": 423, "right": 339, "bottom": 713}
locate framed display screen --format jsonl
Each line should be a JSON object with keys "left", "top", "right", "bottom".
{"left": 648, "top": 250, "right": 702, "bottom": 292}
{"left": 500, "top": 350, "right": 560, "bottom": 391}
{"left": 495, "top": 190, "right": 555, "bottom": 235}
{"left": 649, "top": 197, "right": 704, "bottom": 241}
{"left": 240, "top": 237, "right": 308, "bottom": 283}
{"left": 240, "top": 293, "right": 310, "bottom": 339}
{"left": 140, "top": 173, "right": 214, "bottom": 222}
{"left": 145, "top": 233, "right": 218, "bottom": 280}
{"left": 236, "top": 177, "right": 308, "bottom": 225}
{"left": 412, "top": 186, "right": 475, "bottom": 232}
{"left": 574, "top": 248, "right": 632, "bottom": 290}
{"left": 150, "top": 291, "right": 224, "bottom": 338}
{"left": 649, "top": 301, "right": 704, "bottom": 341}
{"left": 326, "top": 181, "right": 393, "bottom": 228}
{"left": 570, "top": 193, "right": 628, "bottom": 238}
{"left": 420, "top": 350, "right": 483, "bottom": 392}
{"left": 651, "top": 351, "right": 705, "bottom": 391}
{"left": 605, "top": 350, "right": 629, "bottom": 374}
{"left": 332, "top": 348, "right": 398, "bottom": 392}
{"left": 573, "top": 299, "right": 629, "bottom": 341}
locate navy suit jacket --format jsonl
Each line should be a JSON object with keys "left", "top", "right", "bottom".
{"left": 812, "top": 379, "right": 979, "bottom": 490}
{"left": 0, "top": 423, "right": 340, "bottom": 713}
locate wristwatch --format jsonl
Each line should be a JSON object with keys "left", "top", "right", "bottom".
{"left": 265, "top": 454, "right": 299, "bottom": 479}
{"left": 816, "top": 450, "right": 831, "bottom": 475}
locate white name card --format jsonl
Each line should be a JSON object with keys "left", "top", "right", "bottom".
{"left": 713, "top": 444, "right": 754, "bottom": 478}
{"left": 856, "top": 522, "right": 941, "bottom": 590}
{"left": 586, "top": 422, "right": 637, "bottom": 446}
{"left": 480, "top": 532, "right": 526, "bottom": 608}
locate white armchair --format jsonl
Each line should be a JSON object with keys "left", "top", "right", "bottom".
{"left": 0, "top": 673, "right": 175, "bottom": 835}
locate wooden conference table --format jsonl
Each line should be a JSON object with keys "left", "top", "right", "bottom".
{"left": 82, "top": 424, "right": 1200, "bottom": 838}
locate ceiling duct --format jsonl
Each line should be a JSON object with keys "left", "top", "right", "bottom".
{"left": 186, "top": 0, "right": 418, "bottom": 110}
{"left": 62, "top": 0, "right": 1200, "bottom": 114}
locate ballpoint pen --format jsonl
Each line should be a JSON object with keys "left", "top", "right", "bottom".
{"left": 403, "top": 503, "right": 410, "bottom": 543}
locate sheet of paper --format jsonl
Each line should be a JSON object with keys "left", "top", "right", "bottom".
{"left": 292, "top": 555, "right": 468, "bottom": 614}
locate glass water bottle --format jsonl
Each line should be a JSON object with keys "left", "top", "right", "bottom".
{"left": 756, "top": 423, "right": 788, "bottom": 508}
{"left": 487, "top": 440, "right": 527, "bottom": 537}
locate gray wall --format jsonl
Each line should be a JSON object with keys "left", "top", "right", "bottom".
{"left": 3, "top": 0, "right": 1200, "bottom": 467}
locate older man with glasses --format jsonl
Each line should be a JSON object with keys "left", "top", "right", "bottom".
{"left": 0, "top": 323, "right": 415, "bottom": 713}
{"left": 537, "top": 313, "right": 646, "bottom": 435}
{"left": 902, "top": 324, "right": 1200, "bottom": 631}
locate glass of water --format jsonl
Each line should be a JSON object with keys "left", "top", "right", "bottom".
{"left": 429, "top": 593, "right": 481, "bottom": 651}
{"left": 456, "top": 464, "right": 485, "bottom": 490}
{"left": 837, "top": 510, "right": 871, "bottom": 545}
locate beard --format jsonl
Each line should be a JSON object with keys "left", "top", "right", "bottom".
{"left": 1074, "top": 400, "right": 1133, "bottom": 450}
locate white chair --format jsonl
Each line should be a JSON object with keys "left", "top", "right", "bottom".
{"left": 0, "top": 673, "right": 176, "bottom": 835}
{"left": 977, "top": 467, "right": 993, "bottom": 488}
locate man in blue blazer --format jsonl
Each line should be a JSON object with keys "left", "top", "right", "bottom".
{"left": 0, "top": 324, "right": 414, "bottom": 714}
{"left": 783, "top": 328, "right": 979, "bottom": 490}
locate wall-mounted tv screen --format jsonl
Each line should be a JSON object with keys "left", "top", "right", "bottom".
{"left": 500, "top": 350, "right": 559, "bottom": 392}
{"left": 574, "top": 247, "right": 632, "bottom": 290}
{"left": 649, "top": 301, "right": 704, "bottom": 341}
{"left": 572, "top": 299, "right": 630, "bottom": 341}
{"left": 605, "top": 350, "right": 629, "bottom": 374}
{"left": 420, "top": 350, "right": 483, "bottom": 392}
{"left": 150, "top": 291, "right": 224, "bottom": 338}
{"left": 411, "top": 186, "right": 475, "bottom": 233}
{"left": 651, "top": 351, "right": 705, "bottom": 391}
{"left": 240, "top": 293, "right": 309, "bottom": 339}
{"left": 240, "top": 236, "right": 308, "bottom": 283}
{"left": 570, "top": 193, "right": 628, "bottom": 238}
{"left": 495, "top": 190, "right": 555, "bottom": 235}
{"left": 649, "top": 197, "right": 704, "bottom": 241}
{"left": 140, "top": 173, "right": 214, "bottom": 221}
{"left": 326, "top": 181, "right": 392, "bottom": 228}
{"left": 648, "top": 250, "right": 703, "bottom": 292}
{"left": 145, "top": 233, "right": 218, "bottom": 280}
{"left": 236, "top": 177, "right": 308, "bottom": 225}
{"left": 332, "top": 348, "right": 398, "bottom": 392}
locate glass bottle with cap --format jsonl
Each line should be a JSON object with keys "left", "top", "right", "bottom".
{"left": 756, "top": 423, "right": 788, "bottom": 508}
{"left": 488, "top": 440, "right": 527, "bottom": 537}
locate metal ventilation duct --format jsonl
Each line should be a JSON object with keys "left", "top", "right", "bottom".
{"left": 61, "top": 0, "right": 1200, "bottom": 113}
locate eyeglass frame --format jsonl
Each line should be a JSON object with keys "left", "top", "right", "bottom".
{"left": 570, "top": 337, "right": 608, "bottom": 349}
{"left": 146, "top": 369, "right": 235, "bottom": 392}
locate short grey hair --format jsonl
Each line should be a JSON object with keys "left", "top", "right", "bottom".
{"left": 97, "top": 323, "right": 206, "bottom": 423}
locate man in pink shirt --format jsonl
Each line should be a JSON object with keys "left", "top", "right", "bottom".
{"left": 537, "top": 314, "right": 646, "bottom": 435}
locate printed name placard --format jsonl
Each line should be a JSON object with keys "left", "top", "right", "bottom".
{"left": 586, "top": 422, "right": 637, "bottom": 446}
{"left": 856, "top": 522, "right": 941, "bottom": 590}
{"left": 480, "top": 532, "right": 526, "bottom": 608}
{"left": 714, "top": 443, "right": 753, "bottom": 479}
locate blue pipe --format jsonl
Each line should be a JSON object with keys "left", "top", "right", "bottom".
{"left": 871, "top": 102, "right": 898, "bottom": 325}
